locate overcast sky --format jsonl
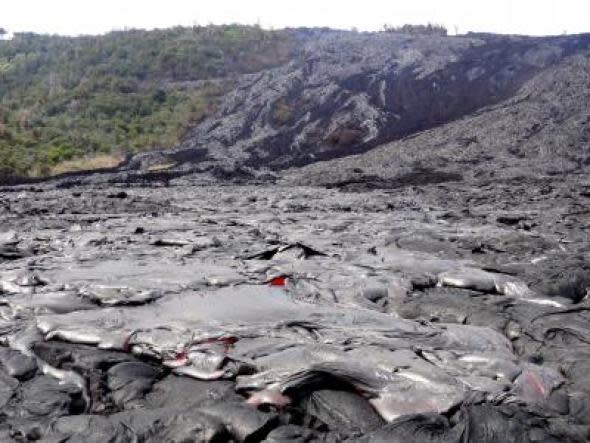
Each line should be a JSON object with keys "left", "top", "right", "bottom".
{"left": 2, "top": 0, "right": 589, "bottom": 36}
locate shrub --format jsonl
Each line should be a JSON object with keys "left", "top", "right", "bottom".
{"left": 46, "top": 144, "right": 76, "bottom": 164}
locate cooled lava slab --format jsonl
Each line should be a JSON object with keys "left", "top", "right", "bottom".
{"left": 0, "top": 180, "right": 588, "bottom": 442}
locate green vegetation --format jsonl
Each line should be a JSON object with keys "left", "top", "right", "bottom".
{"left": 0, "top": 25, "right": 294, "bottom": 177}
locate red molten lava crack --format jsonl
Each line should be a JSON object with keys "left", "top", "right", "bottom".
{"left": 525, "top": 370, "right": 547, "bottom": 397}
{"left": 121, "top": 334, "right": 133, "bottom": 353}
{"left": 268, "top": 276, "right": 287, "bottom": 286}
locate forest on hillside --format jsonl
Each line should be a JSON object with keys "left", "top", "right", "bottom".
{"left": 0, "top": 25, "right": 294, "bottom": 176}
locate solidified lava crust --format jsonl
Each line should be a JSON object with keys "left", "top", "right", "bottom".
{"left": 0, "top": 178, "right": 588, "bottom": 442}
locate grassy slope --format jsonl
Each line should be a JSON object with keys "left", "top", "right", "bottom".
{"left": 0, "top": 25, "right": 295, "bottom": 177}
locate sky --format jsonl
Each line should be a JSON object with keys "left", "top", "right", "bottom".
{"left": 1, "top": 0, "right": 589, "bottom": 37}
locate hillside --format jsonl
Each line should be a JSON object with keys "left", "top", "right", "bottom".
{"left": 284, "top": 51, "right": 590, "bottom": 187}
{"left": 2, "top": 27, "right": 590, "bottom": 180}
{"left": 170, "top": 31, "right": 590, "bottom": 172}
{"left": 0, "top": 25, "right": 294, "bottom": 176}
